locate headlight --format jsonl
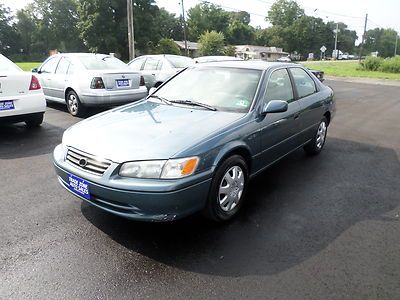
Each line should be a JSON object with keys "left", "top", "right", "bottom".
{"left": 119, "top": 160, "right": 167, "bottom": 179}
{"left": 119, "top": 157, "right": 199, "bottom": 179}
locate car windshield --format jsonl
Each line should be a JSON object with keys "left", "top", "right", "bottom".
{"left": 153, "top": 67, "right": 262, "bottom": 113}
{"left": 166, "top": 55, "right": 194, "bottom": 68}
{"left": 0, "top": 55, "right": 22, "bottom": 72}
{"left": 78, "top": 55, "right": 128, "bottom": 70}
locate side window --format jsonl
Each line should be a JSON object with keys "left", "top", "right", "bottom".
{"left": 55, "top": 58, "right": 70, "bottom": 75}
{"left": 290, "top": 68, "right": 317, "bottom": 98}
{"left": 40, "top": 57, "right": 59, "bottom": 73}
{"left": 143, "top": 58, "right": 161, "bottom": 71}
{"left": 264, "top": 69, "right": 294, "bottom": 103}
{"left": 128, "top": 57, "right": 145, "bottom": 70}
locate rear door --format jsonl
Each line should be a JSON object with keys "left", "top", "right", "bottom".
{"left": 52, "top": 57, "right": 71, "bottom": 101}
{"left": 258, "top": 68, "right": 301, "bottom": 168}
{"left": 141, "top": 57, "right": 163, "bottom": 88}
{"left": 288, "top": 67, "right": 324, "bottom": 142}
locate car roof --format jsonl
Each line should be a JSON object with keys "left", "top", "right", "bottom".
{"left": 193, "top": 60, "right": 299, "bottom": 71}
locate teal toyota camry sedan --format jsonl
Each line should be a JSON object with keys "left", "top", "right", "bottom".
{"left": 53, "top": 61, "right": 335, "bottom": 222}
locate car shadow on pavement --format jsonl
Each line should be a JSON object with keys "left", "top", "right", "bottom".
{"left": 81, "top": 137, "right": 400, "bottom": 277}
{"left": 0, "top": 122, "right": 65, "bottom": 160}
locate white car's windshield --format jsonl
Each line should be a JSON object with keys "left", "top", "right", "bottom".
{"left": 154, "top": 67, "right": 262, "bottom": 113}
{"left": 78, "top": 55, "right": 128, "bottom": 70}
{"left": 166, "top": 55, "right": 194, "bottom": 68}
{"left": 0, "top": 55, "right": 22, "bottom": 72}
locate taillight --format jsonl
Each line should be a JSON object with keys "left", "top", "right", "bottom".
{"left": 29, "top": 75, "right": 41, "bottom": 90}
{"left": 140, "top": 76, "right": 145, "bottom": 86}
{"left": 90, "top": 77, "right": 105, "bottom": 89}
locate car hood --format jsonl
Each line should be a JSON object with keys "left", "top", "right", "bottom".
{"left": 62, "top": 100, "right": 244, "bottom": 163}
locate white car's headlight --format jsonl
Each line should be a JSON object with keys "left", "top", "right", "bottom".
{"left": 119, "top": 157, "right": 199, "bottom": 179}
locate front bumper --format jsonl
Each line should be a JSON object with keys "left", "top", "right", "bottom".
{"left": 80, "top": 87, "right": 148, "bottom": 106}
{"left": 53, "top": 145, "right": 212, "bottom": 221}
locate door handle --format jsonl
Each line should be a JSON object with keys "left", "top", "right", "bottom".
{"left": 294, "top": 112, "right": 300, "bottom": 119}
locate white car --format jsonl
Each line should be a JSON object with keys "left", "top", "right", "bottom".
{"left": 0, "top": 54, "right": 46, "bottom": 127}
{"left": 128, "top": 55, "right": 194, "bottom": 90}
{"left": 277, "top": 56, "right": 291, "bottom": 62}
{"left": 34, "top": 53, "right": 148, "bottom": 117}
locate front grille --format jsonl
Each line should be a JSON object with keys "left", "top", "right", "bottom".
{"left": 66, "top": 148, "right": 111, "bottom": 176}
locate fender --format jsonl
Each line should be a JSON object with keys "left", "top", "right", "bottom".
{"left": 212, "top": 140, "right": 253, "bottom": 171}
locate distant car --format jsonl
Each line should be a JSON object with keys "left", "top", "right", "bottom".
{"left": 277, "top": 56, "right": 291, "bottom": 62}
{"left": 195, "top": 56, "right": 243, "bottom": 63}
{"left": 309, "top": 69, "right": 325, "bottom": 82}
{"left": 34, "top": 53, "right": 148, "bottom": 117}
{"left": 0, "top": 54, "right": 46, "bottom": 127}
{"left": 128, "top": 54, "right": 194, "bottom": 90}
{"left": 53, "top": 61, "right": 335, "bottom": 222}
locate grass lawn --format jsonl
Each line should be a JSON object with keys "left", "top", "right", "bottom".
{"left": 302, "top": 61, "right": 400, "bottom": 80}
{"left": 16, "top": 62, "right": 41, "bottom": 72}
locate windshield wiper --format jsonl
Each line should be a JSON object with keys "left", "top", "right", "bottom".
{"left": 170, "top": 99, "right": 217, "bottom": 111}
{"left": 148, "top": 95, "right": 172, "bottom": 105}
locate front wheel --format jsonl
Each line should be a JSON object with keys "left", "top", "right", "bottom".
{"left": 203, "top": 155, "right": 249, "bottom": 222}
{"left": 304, "top": 117, "right": 328, "bottom": 155}
{"left": 66, "top": 90, "right": 85, "bottom": 117}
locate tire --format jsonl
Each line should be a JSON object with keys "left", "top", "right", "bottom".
{"left": 304, "top": 117, "right": 328, "bottom": 155}
{"left": 66, "top": 90, "right": 86, "bottom": 117}
{"left": 25, "top": 113, "right": 43, "bottom": 128}
{"left": 203, "top": 155, "right": 249, "bottom": 222}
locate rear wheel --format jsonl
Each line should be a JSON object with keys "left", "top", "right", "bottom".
{"left": 25, "top": 113, "right": 43, "bottom": 128}
{"left": 203, "top": 155, "right": 248, "bottom": 222}
{"left": 304, "top": 117, "right": 328, "bottom": 155}
{"left": 66, "top": 90, "right": 85, "bottom": 117}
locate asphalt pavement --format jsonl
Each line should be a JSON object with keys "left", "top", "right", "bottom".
{"left": 1, "top": 80, "right": 399, "bottom": 299}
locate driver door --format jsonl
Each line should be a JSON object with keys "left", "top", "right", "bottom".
{"left": 258, "top": 68, "right": 301, "bottom": 168}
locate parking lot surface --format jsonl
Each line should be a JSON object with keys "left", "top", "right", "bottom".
{"left": 1, "top": 80, "right": 399, "bottom": 299}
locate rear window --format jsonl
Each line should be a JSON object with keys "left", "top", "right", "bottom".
{"left": 0, "top": 55, "right": 22, "bottom": 72}
{"left": 165, "top": 55, "right": 194, "bottom": 68}
{"left": 78, "top": 55, "right": 128, "bottom": 70}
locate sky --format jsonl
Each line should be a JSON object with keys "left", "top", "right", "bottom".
{"left": 3, "top": 0, "right": 399, "bottom": 43}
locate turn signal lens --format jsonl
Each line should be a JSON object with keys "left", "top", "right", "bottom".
{"left": 161, "top": 157, "right": 199, "bottom": 179}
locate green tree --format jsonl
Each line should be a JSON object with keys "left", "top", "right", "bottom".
{"left": 187, "top": 2, "right": 230, "bottom": 41}
{"left": 364, "top": 27, "right": 398, "bottom": 57}
{"left": 154, "top": 38, "right": 180, "bottom": 55}
{"left": 224, "top": 45, "right": 236, "bottom": 56}
{"left": 198, "top": 30, "right": 225, "bottom": 56}
{"left": 0, "top": 4, "right": 18, "bottom": 56}
{"left": 266, "top": 0, "right": 304, "bottom": 27}
{"left": 226, "top": 20, "right": 255, "bottom": 45}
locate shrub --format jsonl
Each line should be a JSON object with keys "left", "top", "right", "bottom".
{"left": 379, "top": 56, "right": 400, "bottom": 73}
{"left": 198, "top": 31, "right": 225, "bottom": 56}
{"left": 359, "top": 56, "right": 383, "bottom": 71}
{"left": 154, "top": 38, "right": 181, "bottom": 55}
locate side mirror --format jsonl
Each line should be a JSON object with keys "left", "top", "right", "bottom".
{"left": 148, "top": 87, "right": 157, "bottom": 95}
{"left": 31, "top": 68, "right": 38, "bottom": 73}
{"left": 261, "top": 100, "right": 288, "bottom": 115}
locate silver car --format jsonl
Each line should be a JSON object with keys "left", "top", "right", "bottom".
{"left": 34, "top": 53, "right": 148, "bottom": 116}
{"left": 127, "top": 54, "right": 194, "bottom": 90}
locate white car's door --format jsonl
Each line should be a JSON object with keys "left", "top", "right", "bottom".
{"left": 37, "top": 56, "right": 60, "bottom": 99}
{"left": 52, "top": 57, "right": 71, "bottom": 101}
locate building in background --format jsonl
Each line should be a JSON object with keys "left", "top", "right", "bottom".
{"left": 235, "top": 45, "right": 288, "bottom": 61}
{"left": 173, "top": 41, "right": 199, "bottom": 58}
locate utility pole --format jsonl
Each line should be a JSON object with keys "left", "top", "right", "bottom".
{"left": 180, "top": 0, "right": 188, "bottom": 56}
{"left": 334, "top": 23, "right": 339, "bottom": 59}
{"left": 395, "top": 34, "right": 398, "bottom": 56}
{"left": 127, "top": 0, "right": 135, "bottom": 60}
{"left": 358, "top": 13, "right": 368, "bottom": 62}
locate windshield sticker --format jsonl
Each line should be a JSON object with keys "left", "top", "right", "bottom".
{"left": 235, "top": 99, "right": 250, "bottom": 107}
